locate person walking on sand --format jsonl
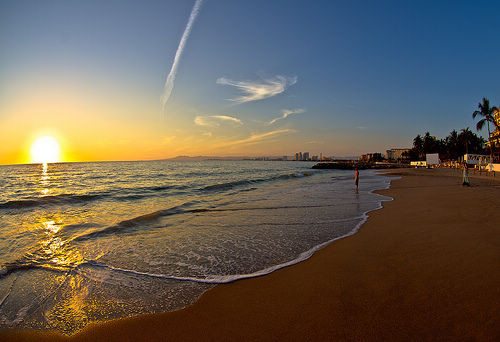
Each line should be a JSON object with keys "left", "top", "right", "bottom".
{"left": 354, "top": 168, "right": 359, "bottom": 190}
{"left": 462, "top": 162, "right": 470, "bottom": 186}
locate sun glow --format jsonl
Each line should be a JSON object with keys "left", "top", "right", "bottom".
{"left": 31, "top": 136, "right": 61, "bottom": 163}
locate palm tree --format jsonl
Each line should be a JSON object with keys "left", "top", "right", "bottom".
{"left": 459, "top": 128, "right": 474, "bottom": 155}
{"left": 445, "top": 130, "right": 459, "bottom": 159}
{"left": 472, "top": 98, "right": 499, "bottom": 161}
{"left": 413, "top": 135, "right": 423, "bottom": 160}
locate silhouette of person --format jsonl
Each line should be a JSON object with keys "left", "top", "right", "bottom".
{"left": 462, "top": 163, "right": 470, "bottom": 186}
{"left": 355, "top": 168, "right": 359, "bottom": 190}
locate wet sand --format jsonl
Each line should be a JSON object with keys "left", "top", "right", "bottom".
{"left": 2, "top": 168, "right": 499, "bottom": 341}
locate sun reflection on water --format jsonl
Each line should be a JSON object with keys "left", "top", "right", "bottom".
{"left": 35, "top": 218, "right": 92, "bottom": 333}
{"left": 40, "top": 162, "right": 51, "bottom": 196}
{"left": 35, "top": 218, "right": 84, "bottom": 272}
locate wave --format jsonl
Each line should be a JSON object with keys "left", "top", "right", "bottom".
{"left": 200, "top": 171, "right": 313, "bottom": 192}
{"left": 0, "top": 184, "right": 191, "bottom": 210}
{"left": 70, "top": 200, "right": 369, "bottom": 243}
{"left": 0, "top": 177, "right": 396, "bottom": 286}
{"left": 79, "top": 190, "right": 394, "bottom": 284}
{"left": 1, "top": 169, "right": 314, "bottom": 212}
{"left": 71, "top": 201, "right": 202, "bottom": 241}
{"left": 0, "top": 261, "right": 72, "bottom": 279}
{"left": 79, "top": 202, "right": 389, "bottom": 284}
{"left": 0, "top": 193, "right": 108, "bottom": 209}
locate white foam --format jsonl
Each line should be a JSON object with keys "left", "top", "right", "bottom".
{"left": 80, "top": 174, "right": 396, "bottom": 285}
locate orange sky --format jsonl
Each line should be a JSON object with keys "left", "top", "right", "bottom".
{"left": 2, "top": 1, "right": 497, "bottom": 165}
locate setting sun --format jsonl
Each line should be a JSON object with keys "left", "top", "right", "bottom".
{"left": 30, "top": 136, "right": 61, "bottom": 163}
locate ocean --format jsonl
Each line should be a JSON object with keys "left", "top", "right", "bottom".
{"left": 0, "top": 160, "right": 392, "bottom": 334}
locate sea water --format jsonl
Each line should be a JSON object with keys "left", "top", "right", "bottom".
{"left": 0, "top": 160, "right": 392, "bottom": 334}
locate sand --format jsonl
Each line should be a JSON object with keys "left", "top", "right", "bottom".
{"left": 2, "top": 168, "right": 499, "bottom": 341}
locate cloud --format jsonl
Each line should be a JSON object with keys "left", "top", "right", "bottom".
{"left": 268, "top": 108, "right": 305, "bottom": 125}
{"left": 216, "top": 75, "right": 297, "bottom": 104}
{"left": 216, "top": 129, "right": 295, "bottom": 148}
{"left": 161, "top": 0, "right": 204, "bottom": 113}
{"left": 194, "top": 115, "right": 243, "bottom": 127}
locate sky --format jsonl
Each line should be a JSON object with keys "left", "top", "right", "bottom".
{"left": 1, "top": 0, "right": 500, "bottom": 164}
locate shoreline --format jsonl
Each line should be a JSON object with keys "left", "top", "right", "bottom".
{"left": 2, "top": 168, "right": 499, "bottom": 341}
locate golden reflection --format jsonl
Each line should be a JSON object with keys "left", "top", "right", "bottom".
{"left": 40, "top": 162, "right": 51, "bottom": 196}
{"left": 37, "top": 218, "right": 84, "bottom": 270}
{"left": 43, "top": 220, "right": 61, "bottom": 234}
{"left": 35, "top": 219, "right": 91, "bottom": 334}
{"left": 45, "top": 274, "right": 91, "bottom": 334}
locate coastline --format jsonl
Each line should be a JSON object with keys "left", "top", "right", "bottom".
{"left": 2, "top": 168, "right": 499, "bottom": 341}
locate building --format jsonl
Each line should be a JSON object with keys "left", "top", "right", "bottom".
{"left": 295, "top": 152, "right": 309, "bottom": 161}
{"left": 360, "top": 153, "right": 383, "bottom": 162}
{"left": 385, "top": 148, "right": 411, "bottom": 161}
{"left": 485, "top": 111, "right": 500, "bottom": 154}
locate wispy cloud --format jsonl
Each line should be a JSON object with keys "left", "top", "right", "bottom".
{"left": 268, "top": 108, "right": 305, "bottom": 125}
{"left": 161, "top": 0, "right": 204, "bottom": 113}
{"left": 216, "top": 129, "right": 295, "bottom": 148}
{"left": 194, "top": 115, "right": 243, "bottom": 127}
{"left": 216, "top": 75, "right": 297, "bottom": 104}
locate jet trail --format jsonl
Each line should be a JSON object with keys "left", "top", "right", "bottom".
{"left": 161, "top": 0, "right": 204, "bottom": 113}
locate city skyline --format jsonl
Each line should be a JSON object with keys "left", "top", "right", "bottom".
{"left": 1, "top": 0, "right": 500, "bottom": 165}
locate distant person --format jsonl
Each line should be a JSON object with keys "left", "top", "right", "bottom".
{"left": 354, "top": 168, "right": 359, "bottom": 190}
{"left": 462, "top": 163, "right": 470, "bottom": 186}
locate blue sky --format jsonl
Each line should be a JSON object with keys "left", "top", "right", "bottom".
{"left": 1, "top": 0, "right": 500, "bottom": 163}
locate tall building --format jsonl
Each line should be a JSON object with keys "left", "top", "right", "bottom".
{"left": 303, "top": 152, "right": 309, "bottom": 161}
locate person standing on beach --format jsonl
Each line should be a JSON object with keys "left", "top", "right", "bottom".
{"left": 355, "top": 168, "right": 359, "bottom": 190}
{"left": 462, "top": 163, "right": 470, "bottom": 186}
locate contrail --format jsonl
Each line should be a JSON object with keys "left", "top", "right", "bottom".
{"left": 161, "top": 0, "right": 204, "bottom": 113}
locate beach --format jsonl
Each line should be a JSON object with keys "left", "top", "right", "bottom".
{"left": 2, "top": 167, "right": 499, "bottom": 341}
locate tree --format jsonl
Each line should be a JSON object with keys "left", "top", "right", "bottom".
{"left": 413, "top": 135, "right": 424, "bottom": 160}
{"left": 472, "top": 97, "right": 499, "bottom": 161}
{"left": 423, "top": 132, "right": 439, "bottom": 154}
{"left": 445, "top": 130, "right": 459, "bottom": 159}
{"left": 459, "top": 128, "right": 474, "bottom": 154}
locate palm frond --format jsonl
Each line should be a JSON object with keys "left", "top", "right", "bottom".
{"left": 476, "top": 119, "right": 486, "bottom": 131}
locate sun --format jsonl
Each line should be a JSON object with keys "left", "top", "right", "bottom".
{"left": 30, "top": 136, "right": 61, "bottom": 163}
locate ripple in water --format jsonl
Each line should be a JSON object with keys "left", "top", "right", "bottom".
{"left": 0, "top": 160, "right": 393, "bottom": 334}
